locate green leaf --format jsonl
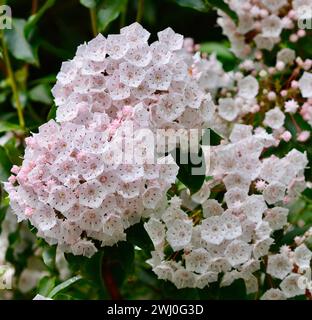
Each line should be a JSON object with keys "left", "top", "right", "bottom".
{"left": 48, "top": 275, "right": 83, "bottom": 298}
{"left": 4, "top": 18, "right": 37, "bottom": 64}
{"left": 4, "top": 138, "right": 23, "bottom": 166}
{"left": 205, "top": 0, "right": 238, "bottom": 22}
{"left": 174, "top": 147, "right": 206, "bottom": 194}
{"left": 97, "top": 0, "right": 128, "bottom": 32}
{"left": 80, "top": 0, "right": 98, "bottom": 8}
{"left": 200, "top": 41, "right": 235, "bottom": 61}
{"left": 47, "top": 104, "right": 57, "bottom": 121}
{"left": 25, "top": 0, "right": 56, "bottom": 38}
{"left": 42, "top": 245, "right": 57, "bottom": 271}
{"left": 173, "top": 0, "right": 209, "bottom": 12}
{"left": 0, "top": 121, "right": 20, "bottom": 133}
{"left": 29, "top": 83, "right": 53, "bottom": 105}
{"left": 0, "top": 146, "right": 12, "bottom": 181}
{"left": 38, "top": 276, "right": 56, "bottom": 297}
{"left": 127, "top": 222, "right": 154, "bottom": 254}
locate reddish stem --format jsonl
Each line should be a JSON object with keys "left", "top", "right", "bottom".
{"left": 102, "top": 259, "right": 122, "bottom": 300}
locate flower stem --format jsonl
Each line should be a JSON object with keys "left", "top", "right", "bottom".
{"left": 102, "top": 257, "right": 122, "bottom": 300}
{"left": 90, "top": 8, "right": 98, "bottom": 37}
{"left": 290, "top": 114, "right": 302, "bottom": 134}
{"left": 0, "top": 32, "right": 25, "bottom": 130}
{"left": 136, "top": 0, "right": 144, "bottom": 23}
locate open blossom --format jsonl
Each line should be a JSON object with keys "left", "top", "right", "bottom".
{"left": 263, "top": 107, "right": 285, "bottom": 129}
{"left": 299, "top": 72, "right": 312, "bottom": 98}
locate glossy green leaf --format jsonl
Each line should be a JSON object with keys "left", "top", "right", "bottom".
{"left": 173, "top": 0, "right": 209, "bottom": 12}
{"left": 47, "top": 104, "right": 57, "bottom": 121}
{"left": 48, "top": 275, "right": 83, "bottom": 298}
{"left": 29, "top": 83, "right": 53, "bottom": 105}
{"left": 127, "top": 222, "right": 154, "bottom": 253}
{"left": 42, "top": 245, "right": 57, "bottom": 271}
{"left": 4, "top": 18, "right": 37, "bottom": 64}
{"left": 38, "top": 276, "right": 56, "bottom": 297}
{"left": 97, "top": 0, "right": 128, "bottom": 32}
{"left": 80, "top": 0, "right": 98, "bottom": 8}
{"left": 25, "top": 0, "right": 56, "bottom": 38}
{"left": 4, "top": 138, "right": 23, "bottom": 166}
{"left": 200, "top": 42, "right": 235, "bottom": 60}
{"left": 0, "top": 121, "right": 20, "bottom": 133}
{"left": 0, "top": 146, "right": 12, "bottom": 181}
{"left": 174, "top": 147, "right": 206, "bottom": 194}
{"left": 205, "top": 0, "right": 238, "bottom": 22}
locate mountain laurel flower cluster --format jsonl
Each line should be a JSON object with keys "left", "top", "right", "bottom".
{"left": 145, "top": 124, "right": 310, "bottom": 292}
{"left": 199, "top": 44, "right": 312, "bottom": 141}
{"left": 2, "top": 17, "right": 311, "bottom": 300}
{"left": 52, "top": 22, "right": 214, "bottom": 137}
{"left": 4, "top": 115, "right": 179, "bottom": 256}
{"left": 217, "top": 0, "right": 312, "bottom": 58}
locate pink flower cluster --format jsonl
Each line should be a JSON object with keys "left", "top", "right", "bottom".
{"left": 217, "top": 0, "right": 311, "bottom": 58}
{"left": 52, "top": 22, "right": 212, "bottom": 133}
{"left": 5, "top": 113, "right": 179, "bottom": 257}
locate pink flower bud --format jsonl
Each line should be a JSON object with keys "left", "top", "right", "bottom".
{"left": 297, "top": 130, "right": 310, "bottom": 142}
{"left": 297, "top": 29, "right": 306, "bottom": 38}
{"left": 268, "top": 91, "right": 276, "bottom": 101}
{"left": 281, "top": 131, "right": 292, "bottom": 142}
{"left": 290, "top": 34, "right": 298, "bottom": 43}
{"left": 291, "top": 80, "right": 299, "bottom": 89}
{"left": 11, "top": 165, "right": 20, "bottom": 174}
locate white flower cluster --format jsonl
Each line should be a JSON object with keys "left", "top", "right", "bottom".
{"left": 145, "top": 124, "right": 308, "bottom": 290}
{"left": 217, "top": 0, "right": 311, "bottom": 58}
{"left": 6, "top": 23, "right": 220, "bottom": 257}
{"left": 261, "top": 243, "right": 312, "bottom": 299}
{"left": 5, "top": 114, "right": 179, "bottom": 257}
{"left": 52, "top": 22, "right": 212, "bottom": 133}
{"left": 196, "top": 45, "right": 312, "bottom": 140}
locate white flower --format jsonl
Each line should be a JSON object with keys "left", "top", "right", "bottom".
{"left": 280, "top": 273, "right": 306, "bottom": 298}
{"left": 263, "top": 107, "right": 285, "bottom": 129}
{"left": 261, "top": 15, "right": 283, "bottom": 38}
{"left": 294, "top": 0, "right": 312, "bottom": 19}
{"left": 263, "top": 182, "right": 286, "bottom": 204}
{"left": 185, "top": 248, "right": 210, "bottom": 274}
{"left": 218, "top": 98, "right": 240, "bottom": 121}
{"left": 202, "top": 199, "right": 224, "bottom": 218}
{"left": 254, "top": 35, "right": 275, "bottom": 50}
{"left": 172, "top": 268, "right": 196, "bottom": 289}
{"left": 277, "top": 48, "right": 295, "bottom": 64}
{"left": 166, "top": 219, "right": 193, "bottom": 251}
{"left": 261, "top": 288, "right": 286, "bottom": 300}
{"left": 201, "top": 216, "right": 225, "bottom": 245}
{"left": 238, "top": 76, "right": 259, "bottom": 99}
{"left": 224, "top": 240, "right": 252, "bottom": 266}
{"left": 267, "top": 254, "right": 292, "bottom": 279}
{"left": 284, "top": 99, "right": 299, "bottom": 113}
{"left": 263, "top": 0, "right": 288, "bottom": 12}
{"left": 264, "top": 207, "right": 288, "bottom": 230}
{"left": 294, "top": 244, "right": 312, "bottom": 268}
{"left": 144, "top": 218, "right": 166, "bottom": 248}
{"left": 299, "top": 72, "right": 312, "bottom": 98}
